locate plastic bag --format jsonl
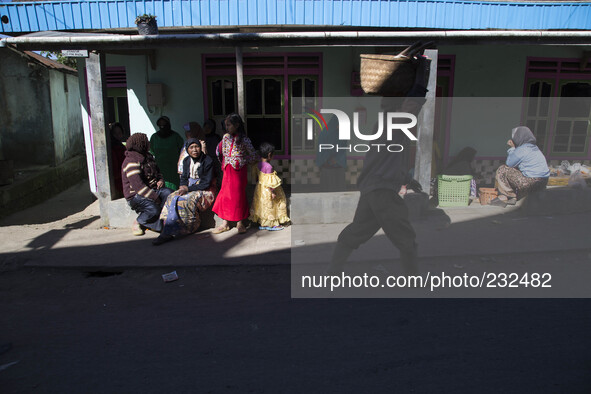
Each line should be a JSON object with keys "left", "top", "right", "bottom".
{"left": 568, "top": 170, "right": 587, "bottom": 189}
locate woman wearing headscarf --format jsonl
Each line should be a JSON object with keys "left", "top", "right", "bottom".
{"left": 177, "top": 121, "right": 207, "bottom": 175}
{"left": 150, "top": 116, "right": 184, "bottom": 190}
{"left": 153, "top": 139, "right": 216, "bottom": 245}
{"left": 212, "top": 113, "right": 258, "bottom": 234}
{"left": 121, "top": 133, "right": 173, "bottom": 236}
{"left": 492, "top": 126, "right": 550, "bottom": 207}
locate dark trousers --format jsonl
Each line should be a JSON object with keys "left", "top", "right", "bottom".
{"left": 338, "top": 188, "right": 417, "bottom": 255}
{"left": 128, "top": 187, "right": 173, "bottom": 232}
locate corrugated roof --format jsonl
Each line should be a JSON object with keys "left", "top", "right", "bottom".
{"left": 0, "top": 0, "right": 590, "bottom": 34}
{"left": 4, "top": 45, "right": 77, "bottom": 73}
{"left": 24, "top": 49, "right": 77, "bottom": 72}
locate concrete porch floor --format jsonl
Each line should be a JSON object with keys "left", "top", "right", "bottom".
{"left": 1, "top": 179, "right": 589, "bottom": 271}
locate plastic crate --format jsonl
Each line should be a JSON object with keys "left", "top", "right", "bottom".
{"left": 437, "top": 175, "right": 473, "bottom": 207}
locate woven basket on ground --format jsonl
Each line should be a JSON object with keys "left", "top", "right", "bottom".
{"left": 360, "top": 54, "right": 416, "bottom": 96}
{"left": 478, "top": 187, "right": 498, "bottom": 206}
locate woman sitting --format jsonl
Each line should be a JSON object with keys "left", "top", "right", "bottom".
{"left": 492, "top": 126, "right": 550, "bottom": 207}
{"left": 153, "top": 139, "right": 216, "bottom": 245}
{"left": 122, "top": 133, "right": 173, "bottom": 236}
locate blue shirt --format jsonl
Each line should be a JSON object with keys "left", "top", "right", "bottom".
{"left": 506, "top": 144, "right": 550, "bottom": 178}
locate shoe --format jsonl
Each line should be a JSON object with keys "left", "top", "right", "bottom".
{"left": 236, "top": 223, "right": 247, "bottom": 234}
{"left": 268, "top": 226, "right": 284, "bottom": 231}
{"left": 152, "top": 234, "right": 174, "bottom": 246}
{"left": 212, "top": 225, "right": 230, "bottom": 234}
{"left": 506, "top": 198, "right": 517, "bottom": 206}
{"left": 131, "top": 220, "right": 145, "bottom": 236}
{"left": 489, "top": 197, "right": 507, "bottom": 208}
{"left": 326, "top": 243, "right": 354, "bottom": 275}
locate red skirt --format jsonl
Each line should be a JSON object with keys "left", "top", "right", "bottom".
{"left": 212, "top": 164, "right": 249, "bottom": 222}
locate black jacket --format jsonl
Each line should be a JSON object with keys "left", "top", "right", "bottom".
{"left": 180, "top": 153, "right": 214, "bottom": 191}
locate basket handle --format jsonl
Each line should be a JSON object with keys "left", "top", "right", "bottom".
{"left": 407, "top": 41, "right": 435, "bottom": 58}
{"left": 396, "top": 41, "right": 423, "bottom": 58}
{"left": 396, "top": 41, "right": 436, "bottom": 59}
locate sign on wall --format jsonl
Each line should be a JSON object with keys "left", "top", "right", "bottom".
{"left": 61, "top": 50, "right": 88, "bottom": 58}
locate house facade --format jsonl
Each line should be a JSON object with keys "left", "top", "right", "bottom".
{"left": 96, "top": 43, "right": 591, "bottom": 187}
{"left": 1, "top": 0, "right": 590, "bottom": 225}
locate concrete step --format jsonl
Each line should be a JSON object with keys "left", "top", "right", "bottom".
{"left": 107, "top": 186, "right": 591, "bottom": 229}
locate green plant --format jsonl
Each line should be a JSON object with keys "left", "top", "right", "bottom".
{"left": 135, "top": 14, "right": 156, "bottom": 24}
{"left": 40, "top": 51, "right": 78, "bottom": 69}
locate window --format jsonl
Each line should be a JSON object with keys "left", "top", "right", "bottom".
{"left": 106, "top": 67, "right": 129, "bottom": 136}
{"left": 553, "top": 82, "right": 591, "bottom": 154}
{"left": 207, "top": 77, "right": 237, "bottom": 130}
{"left": 289, "top": 76, "right": 319, "bottom": 152}
{"left": 524, "top": 80, "right": 553, "bottom": 152}
{"left": 245, "top": 77, "right": 284, "bottom": 150}
{"left": 524, "top": 58, "right": 591, "bottom": 157}
{"left": 203, "top": 53, "right": 322, "bottom": 156}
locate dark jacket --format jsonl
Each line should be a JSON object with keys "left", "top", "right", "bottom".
{"left": 180, "top": 153, "right": 214, "bottom": 191}
{"left": 121, "top": 150, "right": 163, "bottom": 201}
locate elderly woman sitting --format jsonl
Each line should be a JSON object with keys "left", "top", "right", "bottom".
{"left": 153, "top": 139, "right": 217, "bottom": 245}
{"left": 492, "top": 126, "right": 550, "bottom": 207}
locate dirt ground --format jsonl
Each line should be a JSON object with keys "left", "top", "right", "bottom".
{"left": 1, "top": 255, "right": 591, "bottom": 392}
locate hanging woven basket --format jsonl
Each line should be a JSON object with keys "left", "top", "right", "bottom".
{"left": 360, "top": 54, "right": 417, "bottom": 96}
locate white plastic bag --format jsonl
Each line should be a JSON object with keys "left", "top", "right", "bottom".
{"left": 568, "top": 171, "right": 587, "bottom": 189}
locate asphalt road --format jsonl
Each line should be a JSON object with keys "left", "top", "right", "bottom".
{"left": 1, "top": 257, "right": 591, "bottom": 393}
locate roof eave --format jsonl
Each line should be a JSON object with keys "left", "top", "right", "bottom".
{"left": 2, "top": 30, "right": 591, "bottom": 51}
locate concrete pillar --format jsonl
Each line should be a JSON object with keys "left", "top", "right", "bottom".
{"left": 85, "top": 51, "right": 113, "bottom": 227}
{"left": 414, "top": 49, "right": 438, "bottom": 193}
{"left": 235, "top": 46, "right": 245, "bottom": 120}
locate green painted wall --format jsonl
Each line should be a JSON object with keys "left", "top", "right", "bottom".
{"left": 439, "top": 44, "right": 590, "bottom": 158}
{"left": 106, "top": 47, "right": 357, "bottom": 142}
{"left": 107, "top": 50, "right": 205, "bottom": 139}
{"left": 50, "top": 70, "right": 84, "bottom": 165}
{"left": 105, "top": 44, "right": 590, "bottom": 159}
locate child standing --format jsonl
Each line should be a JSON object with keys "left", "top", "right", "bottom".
{"left": 212, "top": 113, "right": 258, "bottom": 234}
{"left": 249, "top": 142, "right": 290, "bottom": 231}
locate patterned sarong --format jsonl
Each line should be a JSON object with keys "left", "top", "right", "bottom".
{"left": 495, "top": 165, "right": 547, "bottom": 200}
{"left": 160, "top": 189, "right": 215, "bottom": 236}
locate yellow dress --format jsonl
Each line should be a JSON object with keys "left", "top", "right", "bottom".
{"left": 249, "top": 170, "right": 290, "bottom": 227}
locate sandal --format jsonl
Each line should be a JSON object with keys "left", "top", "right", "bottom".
{"left": 212, "top": 225, "right": 230, "bottom": 234}
{"left": 131, "top": 220, "right": 145, "bottom": 236}
{"left": 268, "top": 226, "right": 284, "bottom": 231}
{"left": 236, "top": 223, "right": 247, "bottom": 234}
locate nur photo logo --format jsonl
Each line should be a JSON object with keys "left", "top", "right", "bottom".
{"left": 305, "top": 108, "right": 418, "bottom": 153}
